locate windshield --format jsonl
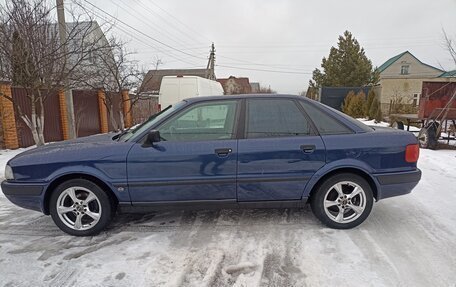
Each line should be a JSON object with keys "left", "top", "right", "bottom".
{"left": 118, "top": 101, "right": 186, "bottom": 142}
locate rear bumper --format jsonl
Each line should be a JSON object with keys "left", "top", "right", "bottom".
{"left": 373, "top": 169, "right": 421, "bottom": 200}
{"left": 1, "top": 180, "right": 45, "bottom": 213}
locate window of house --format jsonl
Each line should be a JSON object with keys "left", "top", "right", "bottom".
{"left": 246, "top": 99, "right": 313, "bottom": 138}
{"left": 412, "top": 93, "right": 419, "bottom": 107}
{"left": 401, "top": 65, "right": 409, "bottom": 75}
{"left": 159, "top": 100, "right": 237, "bottom": 142}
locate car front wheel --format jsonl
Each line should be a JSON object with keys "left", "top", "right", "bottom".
{"left": 311, "top": 173, "right": 373, "bottom": 229}
{"left": 49, "top": 179, "right": 114, "bottom": 236}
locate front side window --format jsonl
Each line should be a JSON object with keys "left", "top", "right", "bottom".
{"left": 159, "top": 100, "right": 237, "bottom": 142}
{"left": 246, "top": 99, "right": 313, "bottom": 138}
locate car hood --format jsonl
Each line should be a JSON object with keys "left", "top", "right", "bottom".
{"left": 9, "top": 133, "right": 130, "bottom": 166}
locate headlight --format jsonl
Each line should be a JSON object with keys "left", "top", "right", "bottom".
{"left": 5, "top": 165, "right": 14, "bottom": 180}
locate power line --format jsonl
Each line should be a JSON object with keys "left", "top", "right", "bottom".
{"left": 79, "top": 0, "right": 207, "bottom": 61}
{"left": 108, "top": 0, "right": 194, "bottom": 49}
{"left": 74, "top": 1, "right": 200, "bottom": 66}
{"left": 216, "top": 64, "right": 312, "bottom": 75}
{"left": 144, "top": 0, "right": 212, "bottom": 43}
{"left": 132, "top": 0, "right": 207, "bottom": 46}
{"left": 217, "top": 55, "right": 314, "bottom": 71}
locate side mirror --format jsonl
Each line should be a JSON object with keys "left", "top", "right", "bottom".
{"left": 146, "top": 130, "right": 161, "bottom": 144}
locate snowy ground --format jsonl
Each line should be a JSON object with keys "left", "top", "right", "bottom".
{"left": 1, "top": 134, "right": 456, "bottom": 286}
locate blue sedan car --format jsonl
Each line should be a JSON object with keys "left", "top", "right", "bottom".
{"left": 2, "top": 95, "right": 421, "bottom": 236}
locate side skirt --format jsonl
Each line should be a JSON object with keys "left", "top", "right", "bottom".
{"left": 118, "top": 198, "right": 309, "bottom": 213}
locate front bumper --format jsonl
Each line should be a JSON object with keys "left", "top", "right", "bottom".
{"left": 1, "top": 180, "right": 46, "bottom": 213}
{"left": 373, "top": 169, "right": 422, "bottom": 200}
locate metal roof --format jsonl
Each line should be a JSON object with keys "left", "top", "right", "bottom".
{"left": 439, "top": 70, "right": 456, "bottom": 78}
{"left": 377, "top": 51, "right": 443, "bottom": 73}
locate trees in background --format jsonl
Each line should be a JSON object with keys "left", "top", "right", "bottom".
{"left": 443, "top": 30, "right": 456, "bottom": 67}
{"left": 369, "top": 97, "right": 382, "bottom": 122}
{"left": 79, "top": 36, "right": 155, "bottom": 131}
{"left": 0, "top": 0, "right": 112, "bottom": 145}
{"left": 257, "top": 84, "right": 276, "bottom": 94}
{"left": 342, "top": 90, "right": 366, "bottom": 118}
{"left": 309, "top": 31, "right": 378, "bottom": 90}
{"left": 343, "top": 88, "right": 382, "bottom": 121}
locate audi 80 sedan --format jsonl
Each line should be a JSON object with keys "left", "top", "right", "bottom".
{"left": 2, "top": 95, "right": 421, "bottom": 236}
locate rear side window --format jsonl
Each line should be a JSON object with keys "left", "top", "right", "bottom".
{"left": 300, "top": 102, "right": 353, "bottom": 135}
{"left": 246, "top": 99, "right": 313, "bottom": 138}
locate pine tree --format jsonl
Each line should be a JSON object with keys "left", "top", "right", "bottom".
{"left": 348, "top": 91, "right": 366, "bottom": 118}
{"left": 342, "top": 90, "right": 366, "bottom": 118}
{"left": 309, "top": 31, "right": 377, "bottom": 89}
{"left": 369, "top": 97, "right": 382, "bottom": 122}
{"left": 342, "top": 90, "right": 356, "bottom": 114}
{"left": 365, "top": 89, "right": 376, "bottom": 119}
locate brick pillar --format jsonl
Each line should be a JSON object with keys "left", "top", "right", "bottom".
{"left": 0, "top": 83, "right": 19, "bottom": 149}
{"left": 121, "top": 89, "right": 132, "bottom": 128}
{"left": 98, "top": 89, "right": 109, "bottom": 133}
{"left": 58, "top": 90, "right": 70, "bottom": 140}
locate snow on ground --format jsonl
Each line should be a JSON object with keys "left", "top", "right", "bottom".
{"left": 357, "top": 118, "right": 422, "bottom": 132}
{"left": 1, "top": 138, "right": 456, "bottom": 286}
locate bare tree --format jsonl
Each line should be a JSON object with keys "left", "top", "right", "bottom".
{"left": 0, "top": 0, "right": 113, "bottom": 146}
{"left": 443, "top": 29, "right": 456, "bottom": 67}
{"left": 82, "top": 37, "right": 161, "bottom": 131}
{"left": 257, "top": 84, "right": 277, "bottom": 94}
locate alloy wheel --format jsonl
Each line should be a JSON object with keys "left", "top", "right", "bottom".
{"left": 56, "top": 186, "right": 102, "bottom": 231}
{"left": 323, "top": 181, "right": 367, "bottom": 224}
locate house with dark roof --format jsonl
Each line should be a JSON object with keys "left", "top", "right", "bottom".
{"left": 139, "top": 68, "right": 213, "bottom": 95}
{"left": 376, "top": 51, "right": 444, "bottom": 113}
{"left": 217, "top": 76, "right": 252, "bottom": 94}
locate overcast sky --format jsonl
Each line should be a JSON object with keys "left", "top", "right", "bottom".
{"left": 75, "top": 0, "right": 455, "bottom": 93}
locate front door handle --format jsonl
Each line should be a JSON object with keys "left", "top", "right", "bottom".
{"left": 215, "top": 148, "right": 232, "bottom": 157}
{"left": 300, "top": 145, "right": 316, "bottom": 154}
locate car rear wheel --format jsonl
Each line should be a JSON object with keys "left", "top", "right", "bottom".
{"left": 49, "top": 179, "right": 114, "bottom": 236}
{"left": 418, "top": 122, "right": 439, "bottom": 149}
{"left": 311, "top": 173, "right": 374, "bottom": 229}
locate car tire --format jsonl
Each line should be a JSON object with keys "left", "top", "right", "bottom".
{"left": 310, "top": 173, "right": 374, "bottom": 229}
{"left": 418, "top": 122, "right": 439, "bottom": 150}
{"left": 49, "top": 179, "right": 114, "bottom": 236}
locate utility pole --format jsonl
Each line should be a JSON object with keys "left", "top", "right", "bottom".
{"left": 56, "top": 0, "right": 76, "bottom": 139}
{"left": 206, "top": 43, "right": 216, "bottom": 80}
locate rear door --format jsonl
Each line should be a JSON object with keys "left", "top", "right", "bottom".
{"left": 237, "top": 98, "right": 326, "bottom": 201}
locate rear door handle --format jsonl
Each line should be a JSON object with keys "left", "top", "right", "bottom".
{"left": 300, "top": 145, "right": 316, "bottom": 154}
{"left": 215, "top": 148, "right": 232, "bottom": 157}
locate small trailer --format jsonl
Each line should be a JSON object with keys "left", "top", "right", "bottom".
{"left": 390, "top": 81, "right": 456, "bottom": 149}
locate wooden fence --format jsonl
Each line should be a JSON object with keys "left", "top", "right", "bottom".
{"left": 0, "top": 82, "right": 137, "bottom": 149}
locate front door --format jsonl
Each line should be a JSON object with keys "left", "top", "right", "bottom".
{"left": 127, "top": 100, "right": 239, "bottom": 202}
{"left": 237, "top": 98, "right": 326, "bottom": 201}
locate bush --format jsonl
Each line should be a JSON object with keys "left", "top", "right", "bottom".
{"left": 365, "top": 89, "right": 376, "bottom": 119}
{"left": 390, "top": 96, "right": 418, "bottom": 114}
{"left": 369, "top": 97, "right": 382, "bottom": 122}
{"left": 342, "top": 90, "right": 366, "bottom": 118}
{"left": 342, "top": 90, "right": 356, "bottom": 113}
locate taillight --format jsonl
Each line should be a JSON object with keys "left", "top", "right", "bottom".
{"left": 405, "top": 144, "right": 419, "bottom": 163}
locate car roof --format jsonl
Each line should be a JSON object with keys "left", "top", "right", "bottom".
{"left": 181, "top": 94, "right": 372, "bottom": 134}
{"left": 184, "top": 94, "right": 310, "bottom": 103}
